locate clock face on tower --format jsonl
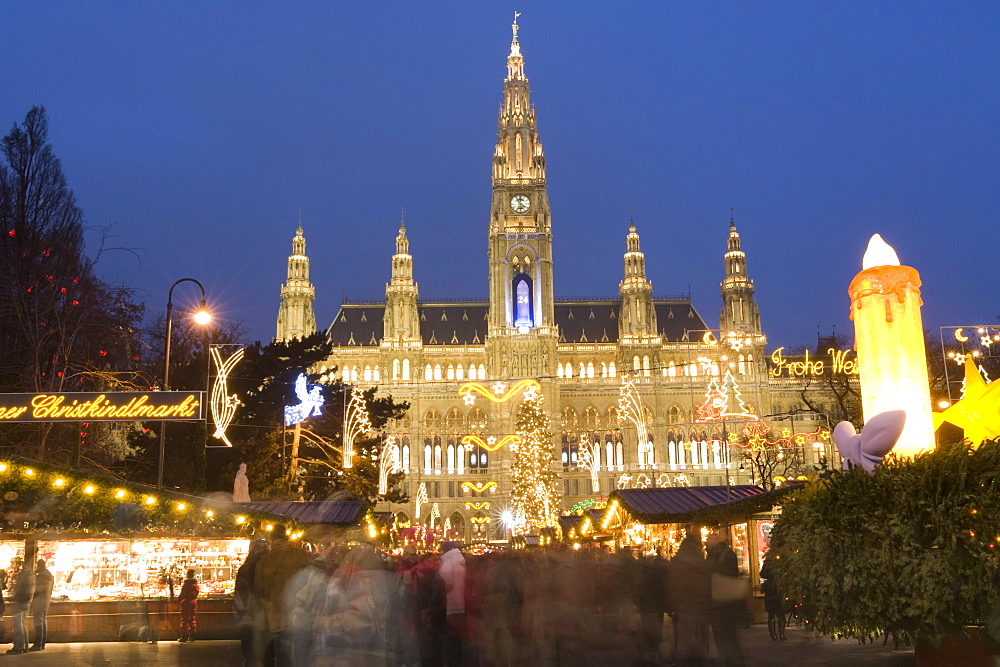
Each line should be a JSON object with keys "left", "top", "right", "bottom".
{"left": 510, "top": 195, "right": 530, "bottom": 214}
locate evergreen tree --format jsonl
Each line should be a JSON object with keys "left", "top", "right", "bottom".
{"left": 511, "top": 387, "right": 557, "bottom": 532}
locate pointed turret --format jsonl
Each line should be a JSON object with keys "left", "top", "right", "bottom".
{"left": 276, "top": 218, "right": 317, "bottom": 342}
{"left": 384, "top": 211, "right": 421, "bottom": 342}
{"left": 619, "top": 219, "right": 657, "bottom": 339}
{"left": 720, "top": 212, "right": 762, "bottom": 334}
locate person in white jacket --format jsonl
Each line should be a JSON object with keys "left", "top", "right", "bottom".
{"left": 438, "top": 543, "right": 466, "bottom": 665}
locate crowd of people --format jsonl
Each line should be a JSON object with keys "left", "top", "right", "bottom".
{"left": 231, "top": 524, "right": 768, "bottom": 667}
{"left": 0, "top": 540, "right": 55, "bottom": 654}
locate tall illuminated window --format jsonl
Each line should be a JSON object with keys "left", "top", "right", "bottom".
{"left": 512, "top": 273, "right": 533, "bottom": 331}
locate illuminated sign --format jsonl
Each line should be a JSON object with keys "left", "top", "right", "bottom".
{"left": 0, "top": 392, "right": 204, "bottom": 422}
{"left": 769, "top": 347, "right": 858, "bottom": 377}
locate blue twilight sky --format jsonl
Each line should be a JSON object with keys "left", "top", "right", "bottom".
{"left": 3, "top": 2, "right": 998, "bottom": 350}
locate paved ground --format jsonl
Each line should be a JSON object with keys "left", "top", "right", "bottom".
{"left": 0, "top": 624, "right": 919, "bottom": 665}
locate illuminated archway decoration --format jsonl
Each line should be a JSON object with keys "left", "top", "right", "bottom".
{"left": 934, "top": 357, "right": 1000, "bottom": 444}
{"left": 459, "top": 378, "right": 541, "bottom": 405}
{"left": 465, "top": 501, "right": 490, "bottom": 510}
{"left": 578, "top": 436, "right": 602, "bottom": 492}
{"left": 414, "top": 482, "right": 428, "bottom": 519}
{"left": 209, "top": 346, "right": 244, "bottom": 447}
{"left": 342, "top": 386, "right": 373, "bottom": 469}
{"left": 461, "top": 434, "right": 522, "bottom": 452}
{"left": 618, "top": 375, "right": 652, "bottom": 466}
{"left": 377, "top": 436, "right": 400, "bottom": 496}
{"left": 461, "top": 481, "right": 498, "bottom": 494}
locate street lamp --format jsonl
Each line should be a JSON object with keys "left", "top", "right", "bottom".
{"left": 158, "top": 278, "right": 211, "bottom": 489}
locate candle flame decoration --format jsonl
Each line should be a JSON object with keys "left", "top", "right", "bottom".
{"left": 209, "top": 346, "right": 244, "bottom": 447}
{"left": 850, "top": 234, "right": 935, "bottom": 457}
{"left": 342, "top": 386, "right": 373, "bottom": 469}
{"left": 861, "top": 233, "right": 900, "bottom": 269}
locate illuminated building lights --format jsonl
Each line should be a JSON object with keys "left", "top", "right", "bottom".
{"left": 461, "top": 434, "right": 521, "bottom": 452}
{"left": 461, "top": 481, "right": 498, "bottom": 493}
{"left": 209, "top": 346, "right": 244, "bottom": 447}
{"left": 458, "top": 378, "right": 541, "bottom": 405}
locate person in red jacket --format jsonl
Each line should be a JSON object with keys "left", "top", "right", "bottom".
{"left": 177, "top": 569, "right": 199, "bottom": 642}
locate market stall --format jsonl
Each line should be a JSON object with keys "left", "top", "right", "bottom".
{"left": 599, "top": 484, "right": 799, "bottom": 619}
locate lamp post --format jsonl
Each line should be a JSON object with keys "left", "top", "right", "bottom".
{"left": 158, "top": 278, "right": 211, "bottom": 489}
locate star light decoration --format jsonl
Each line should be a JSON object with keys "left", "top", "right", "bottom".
{"left": 934, "top": 357, "right": 1000, "bottom": 444}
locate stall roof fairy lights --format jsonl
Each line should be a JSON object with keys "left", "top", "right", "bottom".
{"left": 603, "top": 484, "right": 802, "bottom": 527}
{"left": 0, "top": 458, "right": 302, "bottom": 537}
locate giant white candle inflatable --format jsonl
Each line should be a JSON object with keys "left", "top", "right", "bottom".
{"left": 848, "top": 234, "right": 935, "bottom": 457}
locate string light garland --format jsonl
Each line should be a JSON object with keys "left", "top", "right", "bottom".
{"left": 0, "top": 460, "right": 297, "bottom": 536}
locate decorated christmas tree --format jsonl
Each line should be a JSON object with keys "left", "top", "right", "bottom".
{"left": 511, "top": 386, "right": 558, "bottom": 532}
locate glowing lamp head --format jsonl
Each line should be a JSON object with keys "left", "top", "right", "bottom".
{"left": 83, "top": 484, "right": 95, "bottom": 494}
{"left": 115, "top": 489, "right": 126, "bottom": 499}
{"left": 145, "top": 496, "right": 156, "bottom": 505}
{"left": 193, "top": 308, "right": 212, "bottom": 326}
{"left": 862, "top": 234, "right": 900, "bottom": 270}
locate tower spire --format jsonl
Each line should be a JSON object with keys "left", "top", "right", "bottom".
{"left": 384, "top": 212, "right": 420, "bottom": 343}
{"left": 619, "top": 219, "right": 656, "bottom": 339}
{"left": 720, "top": 211, "right": 763, "bottom": 335}
{"left": 276, "top": 219, "right": 316, "bottom": 342}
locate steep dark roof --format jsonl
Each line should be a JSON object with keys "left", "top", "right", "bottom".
{"left": 326, "top": 298, "right": 708, "bottom": 347}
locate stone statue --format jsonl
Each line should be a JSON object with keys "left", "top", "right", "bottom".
{"left": 233, "top": 463, "right": 251, "bottom": 502}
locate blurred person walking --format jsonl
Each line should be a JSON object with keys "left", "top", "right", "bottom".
{"left": 636, "top": 551, "right": 669, "bottom": 666}
{"left": 705, "top": 531, "right": 746, "bottom": 667}
{"left": 668, "top": 533, "right": 710, "bottom": 666}
{"left": 234, "top": 539, "right": 269, "bottom": 665}
{"left": 759, "top": 553, "right": 785, "bottom": 641}
{"left": 438, "top": 542, "right": 466, "bottom": 666}
{"left": 177, "top": 569, "right": 199, "bottom": 642}
{"left": 29, "top": 558, "right": 53, "bottom": 651}
{"left": 253, "top": 525, "right": 312, "bottom": 666}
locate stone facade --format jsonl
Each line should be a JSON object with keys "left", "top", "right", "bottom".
{"left": 278, "top": 20, "right": 817, "bottom": 541}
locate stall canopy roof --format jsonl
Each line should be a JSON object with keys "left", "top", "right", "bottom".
{"left": 236, "top": 500, "right": 368, "bottom": 525}
{"left": 610, "top": 485, "right": 796, "bottom": 524}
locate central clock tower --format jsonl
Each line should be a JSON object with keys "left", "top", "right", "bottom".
{"left": 486, "top": 16, "right": 557, "bottom": 379}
